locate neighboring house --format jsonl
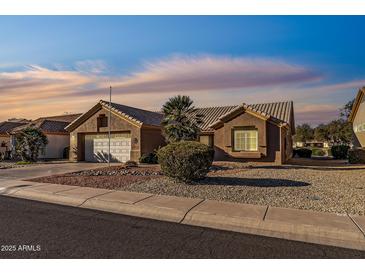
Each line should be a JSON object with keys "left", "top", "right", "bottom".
{"left": 66, "top": 100, "right": 295, "bottom": 164}
{"left": 349, "top": 87, "right": 365, "bottom": 148}
{"left": 0, "top": 121, "right": 28, "bottom": 158}
{"left": 10, "top": 114, "right": 81, "bottom": 159}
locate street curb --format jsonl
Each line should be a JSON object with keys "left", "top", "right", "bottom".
{"left": 1, "top": 180, "right": 365, "bottom": 251}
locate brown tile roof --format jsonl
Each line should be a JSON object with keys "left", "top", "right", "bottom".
{"left": 66, "top": 100, "right": 294, "bottom": 133}
{"left": 186, "top": 106, "right": 237, "bottom": 131}
{"left": 192, "top": 101, "right": 294, "bottom": 132}
{"left": 0, "top": 121, "right": 27, "bottom": 135}
{"left": 39, "top": 120, "right": 70, "bottom": 133}
{"left": 251, "top": 101, "right": 293, "bottom": 125}
{"left": 99, "top": 100, "right": 163, "bottom": 127}
{"left": 10, "top": 113, "right": 81, "bottom": 134}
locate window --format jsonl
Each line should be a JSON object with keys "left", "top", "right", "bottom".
{"left": 233, "top": 129, "right": 258, "bottom": 151}
{"left": 199, "top": 135, "right": 213, "bottom": 147}
{"left": 97, "top": 114, "right": 108, "bottom": 127}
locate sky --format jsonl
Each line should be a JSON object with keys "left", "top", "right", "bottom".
{"left": 1, "top": 16, "right": 365, "bottom": 125}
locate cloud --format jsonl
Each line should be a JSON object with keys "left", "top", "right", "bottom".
{"left": 73, "top": 60, "right": 109, "bottom": 74}
{"left": 106, "top": 55, "right": 322, "bottom": 94}
{"left": 0, "top": 64, "right": 98, "bottom": 104}
{"left": 0, "top": 55, "right": 361, "bottom": 126}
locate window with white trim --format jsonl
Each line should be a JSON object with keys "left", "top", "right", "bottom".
{"left": 233, "top": 129, "right": 258, "bottom": 151}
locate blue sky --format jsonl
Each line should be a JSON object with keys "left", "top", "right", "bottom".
{"left": 1, "top": 16, "right": 365, "bottom": 124}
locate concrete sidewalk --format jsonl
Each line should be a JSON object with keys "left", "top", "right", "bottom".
{"left": 1, "top": 179, "right": 365, "bottom": 251}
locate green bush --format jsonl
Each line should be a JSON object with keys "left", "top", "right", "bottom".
{"left": 331, "top": 145, "right": 350, "bottom": 159}
{"left": 139, "top": 152, "right": 158, "bottom": 164}
{"left": 348, "top": 148, "right": 365, "bottom": 164}
{"left": 311, "top": 148, "right": 326, "bottom": 156}
{"left": 157, "top": 141, "right": 214, "bottom": 183}
{"left": 294, "top": 148, "right": 312, "bottom": 158}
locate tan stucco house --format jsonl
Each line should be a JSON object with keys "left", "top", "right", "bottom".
{"left": 9, "top": 114, "right": 81, "bottom": 159}
{"left": 349, "top": 87, "right": 365, "bottom": 148}
{"left": 66, "top": 100, "right": 295, "bottom": 164}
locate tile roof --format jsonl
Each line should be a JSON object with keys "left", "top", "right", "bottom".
{"left": 0, "top": 121, "right": 27, "bottom": 134}
{"left": 99, "top": 100, "right": 163, "bottom": 126}
{"left": 10, "top": 113, "right": 81, "bottom": 134}
{"left": 39, "top": 120, "right": 70, "bottom": 133}
{"left": 186, "top": 106, "right": 237, "bottom": 131}
{"left": 190, "top": 101, "right": 294, "bottom": 132}
{"left": 250, "top": 101, "right": 293, "bottom": 125}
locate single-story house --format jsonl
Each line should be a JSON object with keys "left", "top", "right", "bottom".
{"left": 349, "top": 87, "right": 365, "bottom": 148}
{"left": 66, "top": 100, "right": 295, "bottom": 164}
{"left": 0, "top": 121, "right": 28, "bottom": 158}
{"left": 10, "top": 113, "right": 81, "bottom": 159}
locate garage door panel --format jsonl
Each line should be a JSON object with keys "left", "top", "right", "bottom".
{"left": 85, "top": 133, "right": 131, "bottom": 163}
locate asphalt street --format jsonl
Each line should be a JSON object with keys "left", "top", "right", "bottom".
{"left": 0, "top": 195, "right": 364, "bottom": 259}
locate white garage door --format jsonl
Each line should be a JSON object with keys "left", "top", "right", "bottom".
{"left": 84, "top": 133, "right": 131, "bottom": 163}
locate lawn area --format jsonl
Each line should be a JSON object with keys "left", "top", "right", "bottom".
{"left": 29, "top": 159, "right": 365, "bottom": 216}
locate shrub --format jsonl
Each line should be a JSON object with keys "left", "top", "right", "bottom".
{"left": 331, "top": 145, "right": 350, "bottom": 159}
{"left": 311, "top": 148, "right": 326, "bottom": 156}
{"left": 124, "top": 160, "right": 138, "bottom": 167}
{"left": 157, "top": 141, "right": 214, "bottom": 183}
{"left": 348, "top": 148, "right": 365, "bottom": 164}
{"left": 139, "top": 152, "right": 158, "bottom": 164}
{"left": 294, "top": 148, "right": 312, "bottom": 158}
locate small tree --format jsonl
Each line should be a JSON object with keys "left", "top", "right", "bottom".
{"left": 327, "top": 119, "right": 352, "bottom": 145}
{"left": 294, "top": 123, "right": 314, "bottom": 143}
{"left": 161, "top": 95, "right": 203, "bottom": 142}
{"left": 314, "top": 123, "right": 330, "bottom": 142}
{"left": 14, "top": 127, "right": 48, "bottom": 162}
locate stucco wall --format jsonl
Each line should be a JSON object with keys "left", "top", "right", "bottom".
{"left": 213, "top": 111, "right": 284, "bottom": 163}
{"left": 69, "top": 107, "right": 142, "bottom": 161}
{"left": 140, "top": 127, "right": 166, "bottom": 157}
{"left": 353, "top": 95, "right": 365, "bottom": 147}
{"left": 39, "top": 134, "right": 69, "bottom": 159}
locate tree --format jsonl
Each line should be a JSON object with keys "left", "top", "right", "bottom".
{"left": 14, "top": 127, "right": 48, "bottom": 162}
{"left": 327, "top": 119, "right": 352, "bottom": 145}
{"left": 161, "top": 95, "right": 203, "bottom": 142}
{"left": 339, "top": 99, "right": 355, "bottom": 120}
{"left": 314, "top": 123, "right": 330, "bottom": 142}
{"left": 294, "top": 123, "right": 314, "bottom": 142}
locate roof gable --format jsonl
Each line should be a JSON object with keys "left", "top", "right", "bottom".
{"left": 349, "top": 87, "right": 365, "bottom": 122}
{"left": 66, "top": 100, "right": 163, "bottom": 132}
{"left": 191, "top": 101, "right": 294, "bottom": 132}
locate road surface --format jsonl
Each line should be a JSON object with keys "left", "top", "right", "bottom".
{"left": 0, "top": 196, "right": 364, "bottom": 258}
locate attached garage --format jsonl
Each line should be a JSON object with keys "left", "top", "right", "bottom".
{"left": 84, "top": 133, "right": 131, "bottom": 162}
{"left": 66, "top": 100, "right": 166, "bottom": 163}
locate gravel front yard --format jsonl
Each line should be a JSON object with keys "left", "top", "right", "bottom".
{"left": 29, "top": 160, "right": 365, "bottom": 216}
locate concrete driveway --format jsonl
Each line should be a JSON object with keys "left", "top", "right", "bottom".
{"left": 0, "top": 162, "right": 111, "bottom": 180}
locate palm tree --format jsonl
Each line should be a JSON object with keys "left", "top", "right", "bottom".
{"left": 161, "top": 95, "right": 203, "bottom": 142}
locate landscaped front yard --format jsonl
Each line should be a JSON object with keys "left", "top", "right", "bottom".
{"left": 29, "top": 159, "right": 365, "bottom": 216}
